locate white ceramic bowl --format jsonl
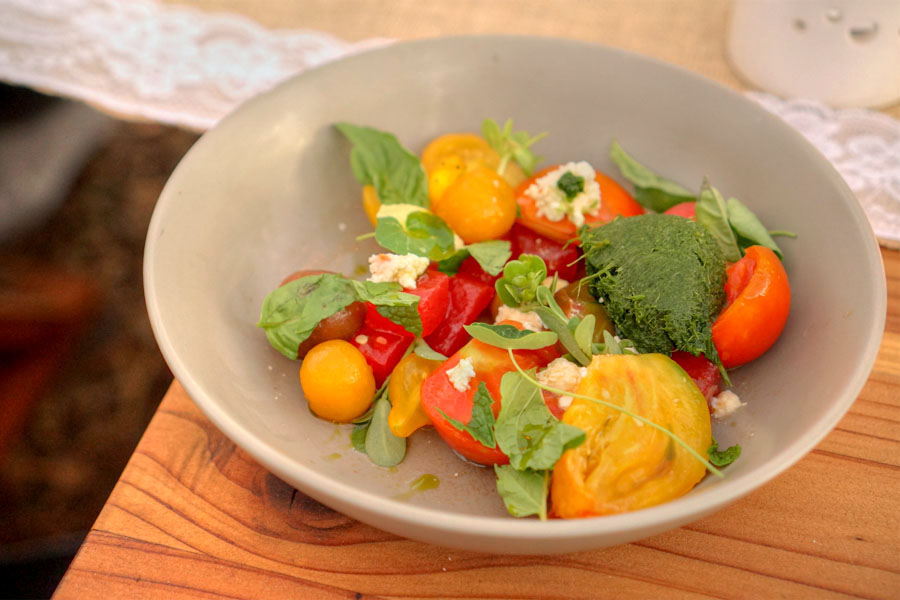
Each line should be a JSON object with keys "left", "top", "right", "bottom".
{"left": 144, "top": 36, "right": 886, "bottom": 554}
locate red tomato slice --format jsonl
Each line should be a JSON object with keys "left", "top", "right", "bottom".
{"left": 712, "top": 246, "right": 791, "bottom": 368}
{"left": 364, "top": 270, "right": 450, "bottom": 337}
{"left": 507, "top": 223, "right": 580, "bottom": 281}
{"left": 664, "top": 201, "right": 696, "bottom": 219}
{"left": 424, "top": 274, "right": 495, "bottom": 357}
{"left": 349, "top": 324, "right": 413, "bottom": 388}
{"left": 516, "top": 166, "right": 644, "bottom": 244}
{"left": 670, "top": 351, "right": 721, "bottom": 404}
{"left": 420, "top": 333, "right": 553, "bottom": 465}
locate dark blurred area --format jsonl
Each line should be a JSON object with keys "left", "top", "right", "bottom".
{"left": 0, "top": 84, "right": 198, "bottom": 598}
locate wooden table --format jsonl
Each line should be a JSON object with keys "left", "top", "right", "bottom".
{"left": 53, "top": 1, "right": 900, "bottom": 597}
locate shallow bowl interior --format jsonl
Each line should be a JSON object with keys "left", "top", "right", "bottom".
{"left": 145, "top": 36, "right": 885, "bottom": 553}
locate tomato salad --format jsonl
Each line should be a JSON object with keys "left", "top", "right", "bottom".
{"left": 257, "top": 120, "right": 793, "bottom": 519}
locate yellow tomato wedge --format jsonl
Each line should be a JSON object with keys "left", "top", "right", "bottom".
{"left": 388, "top": 353, "right": 442, "bottom": 437}
{"left": 362, "top": 184, "right": 380, "bottom": 226}
{"left": 551, "top": 353, "right": 711, "bottom": 518}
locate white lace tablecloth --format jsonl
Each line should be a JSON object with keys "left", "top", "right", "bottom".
{"left": 1, "top": 0, "right": 897, "bottom": 247}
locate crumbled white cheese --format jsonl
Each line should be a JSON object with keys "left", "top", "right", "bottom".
{"left": 523, "top": 161, "right": 601, "bottom": 227}
{"left": 541, "top": 276, "right": 569, "bottom": 291}
{"left": 368, "top": 253, "right": 429, "bottom": 289}
{"left": 446, "top": 357, "right": 476, "bottom": 392}
{"left": 711, "top": 389, "right": 745, "bottom": 419}
{"left": 495, "top": 305, "right": 545, "bottom": 332}
{"left": 537, "top": 358, "right": 587, "bottom": 410}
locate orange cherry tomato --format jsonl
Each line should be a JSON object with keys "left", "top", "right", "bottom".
{"left": 299, "top": 340, "right": 375, "bottom": 422}
{"left": 712, "top": 245, "right": 791, "bottom": 368}
{"left": 433, "top": 166, "right": 517, "bottom": 243}
{"left": 421, "top": 133, "right": 526, "bottom": 190}
{"left": 515, "top": 166, "right": 645, "bottom": 244}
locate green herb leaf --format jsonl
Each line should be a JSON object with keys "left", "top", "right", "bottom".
{"left": 374, "top": 204, "right": 458, "bottom": 261}
{"left": 593, "top": 330, "right": 639, "bottom": 356}
{"left": 348, "top": 279, "right": 423, "bottom": 337}
{"left": 335, "top": 123, "right": 428, "bottom": 207}
{"left": 258, "top": 274, "right": 358, "bottom": 359}
{"left": 557, "top": 171, "right": 585, "bottom": 200}
{"left": 695, "top": 181, "right": 742, "bottom": 263}
{"left": 707, "top": 436, "right": 742, "bottom": 467}
{"left": 364, "top": 394, "right": 407, "bottom": 467}
{"left": 437, "top": 382, "right": 497, "bottom": 449}
{"left": 609, "top": 141, "right": 695, "bottom": 212}
{"left": 464, "top": 322, "right": 558, "bottom": 350}
{"left": 534, "top": 306, "right": 591, "bottom": 366}
{"left": 481, "top": 118, "right": 546, "bottom": 176}
{"left": 436, "top": 240, "right": 512, "bottom": 277}
{"left": 573, "top": 314, "right": 596, "bottom": 358}
{"left": 495, "top": 254, "right": 547, "bottom": 307}
{"left": 494, "top": 465, "right": 548, "bottom": 519}
{"left": 413, "top": 338, "right": 447, "bottom": 361}
{"left": 494, "top": 371, "right": 585, "bottom": 471}
{"left": 726, "top": 196, "right": 785, "bottom": 260}
{"left": 351, "top": 422, "right": 369, "bottom": 453}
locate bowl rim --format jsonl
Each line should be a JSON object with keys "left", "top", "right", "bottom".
{"left": 144, "top": 34, "right": 887, "bottom": 544}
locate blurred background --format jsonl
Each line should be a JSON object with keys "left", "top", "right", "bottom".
{"left": 0, "top": 0, "right": 897, "bottom": 597}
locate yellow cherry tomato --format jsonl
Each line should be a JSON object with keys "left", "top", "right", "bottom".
{"left": 387, "top": 353, "right": 442, "bottom": 437}
{"left": 427, "top": 155, "right": 464, "bottom": 205}
{"left": 299, "top": 340, "right": 375, "bottom": 422}
{"left": 550, "top": 354, "right": 711, "bottom": 518}
{"left": 362, "top": 184, "right": 380, "bottom": 226}
{"left": 433, "top": 166, "right": 517, "bottom": 243}
{"left": 421, "top": 133, "right": 526, "bottom": 191}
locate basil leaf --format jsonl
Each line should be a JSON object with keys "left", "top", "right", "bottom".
{"left": 464, "top": 323, "right": 558, "bottom": 350}
{"left": 437, "top": 382, "right": 497, "bottom": 449}
{"left": 707, "top": 436, "right": 741, "bottom": 467}
{"left": 494, "top": 465, "right": 548, "bottom": 519}
{"left": 609, "top": 141, "right": 694, "bottom": 212}
{"left": 335, "top": 123, "right": 428, "bottom": 207}
{"left": 437, "top": 240, "right": 512, "bottom": 277}
{"left": 348, "top": 279, "right": 423, "bottom": 337}
{"left": 375, "top": 205, "right": 458, "bottom": 261}
{"left": 695, "top": 181, "right": 742, "bottom": 262}
{"left": 726, "top": 197, "right": 785, "bottom": 260}
{"left": 258, "top": 274, "right": 357, "bottom": 359}
{"left": 413, "top": 338, "right": 447, "bottom": 361}
{"left": 364, "top": 395, "right": 406, "bottom": 467}
{"left": 482, "top": 118, "right": 546, "bottom": 176}
{"left": 495, "top": 254, "right": 547, "bottom": 307}
{"left": 573, "top": 314, "right": 596, "bottom": 358}
{"left": 495, "top": 371, "right": 585, "bottom": 471}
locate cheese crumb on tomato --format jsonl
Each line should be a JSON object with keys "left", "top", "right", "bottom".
{"left": 368, "top": 253, "right": 429, "bottom": 289}
{"left": 537, "top": 358, "right": 588, "bottom": 410}
{"left": 711, "top": 389, "right": 745, "bottom": 419}
{"left": 495, "top": 305, "right": 544, "bottom": 332}
{"left": 541, "top": 276, "right": 569, "bottom": 291}
{"left": 446, "top": 357, "right": 476, "bottom": 392}
{"left": 523, "top": 161, "right": 601, "bottom": 227}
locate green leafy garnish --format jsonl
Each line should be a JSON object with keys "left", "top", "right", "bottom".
{"left": 609, "top": 140, "right": 695, "bottom": 212}
{"left": 463, "top": 323, "right": 558, "bottom": 350}
{"left": 258, "top": 274, "right": 421, "bottom": 359}
{"left": 695, "top": 181, "right": 742, "bottom": 263}
{"left": 374, "top": 204, "right": 458, "bottom": 261}
{"left": 494, "top": 465, "right": 549, "bottom": 519}
{"left": 437, "top": 382, "right": 497, "bottom": 449}
{"left": 437, "top": 240, "right": 512, "bottom": 277}
{"left": 481, "top": 118, "right": 546, "bottom": 176}
{"left": 494, "top": 371, "right": 585, "bottom": 471}
{"left": 364, "top": 392, "right": 407, "bottom": 467}
{"left": 557, "top": 171, "right": 585, "bottom": 200}
{"left": 335, "top": 123, "right": 428, "bottom": 207}
{"left": 725, "top": 196, "right": 787, "bottom": 260}
{"left": 412, "top": 338, "right": 447, "bottom": 361}
{"left": 495, "top": 254, "right": 547, "bottom": 307}
{"left": 707, "top": 436, "right": 741, "bottom": 467}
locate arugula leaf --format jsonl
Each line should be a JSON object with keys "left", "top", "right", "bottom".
{"left": 726, "top": 196, "right": 786, "bottom": 260}
{"left": 609, "top": 141, "right": 695, "bottom": 212}
{"left": 464, "top": 322, "right": 558, "bottom": 350}
{"left": 494, "top": 465, "right": 548, "bottom": 519}
{"left": 258, "top": 274, "right": 358, "bottom": 359}
{"left": 413, "top": 338, "right": 447, "bottom": 361}
{"left": 335, "top": 123, "right": 428, "bottom": 207}
{"left": 481, "top": 118, "right": 546, "bottom": 176}
{"left": 364, "top": 394, "right": 407, "bottom": 467}
{"left": 494, "top": 371, "right": 585, "bottom": 471}
{"left": 437, "top": 240, "right": 512, "bottom": 277}
{"left": 695, "top": 180, "right": 742, "bottom": 263}
{"left": 374, "top": 204, "right": 459, "bottom": 261}
{"left": 437, "top": 382, "right": 497, "bottom": 449}
{"left": 707, "top": 436, "right": 741, "bottom": 467}
{"left": 495, "top": 254, "right": 547, "bottom": 307}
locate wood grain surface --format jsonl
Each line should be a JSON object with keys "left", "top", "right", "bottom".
{"left": 52, "top": 249, "right": 899, "bottom": 598}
